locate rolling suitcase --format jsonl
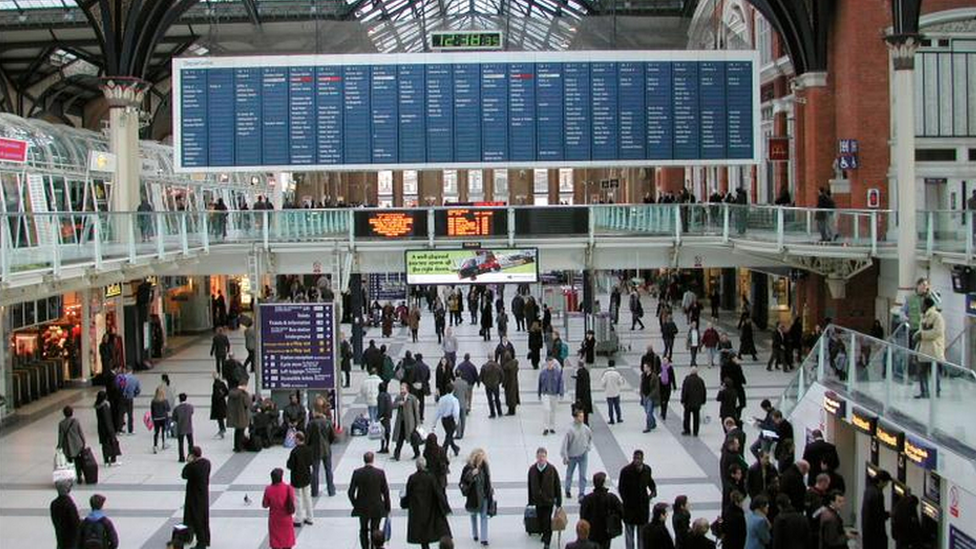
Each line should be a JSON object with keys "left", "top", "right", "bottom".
{"left": 79, "top": 446, "right": 99, "bottom": 484}
{"left": 524, "top": 505, "right": 542, "bottom": 535}
{"left": 171, "top": 524, "right": 194, "bottom": 545}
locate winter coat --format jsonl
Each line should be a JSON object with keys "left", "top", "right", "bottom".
{"left": 349, "top": 465, "right": 391, "bottom": 519}
{"left": 210, "top": 379, "right": 228, "bottom": 420}
{"left": 263, "top": 482, "right": 296, "bottom": 549}
{"left": 182, "top": 457, "right": 211, "bottom": 546}
{"left": 617, "top": 462, "right": 656, "bottom": 525}
{"left": 461, "top": 462, "right": 494, "bottom": 513}
{"left": 861, "top": 483, "right": 889, "bottom": 549}
{"left": 226, "top": 387, "right": 251, "bottom": 429}
{"left": 527, "top": 463, "right": 562, "bottom": 507}
{"left": 917, "top": 307, "right": 945, "bottom": 361}
{"left": 580, "top": 487, "right": 623, "bottom": 544}
{"left": 404, "top": 469, "right": 452, "bottom": 544}
{"left": 640, "top": 371, "right": 660, "bottom": 406}
{"left": 681, "top": 373, "right": 707, "bottom": 409}
{"left": 641, "top": 520, "right": 675, "bottom": 549}
{"left": 287, "top": 444, "right": 315, "bottom": 488}
{"left": 172, "top": 403, "right": 194, "bottom": 436}
{"left": 57, "top": 417, "right": 85, "bottom": 458}
{"left": 392, "top": 393, "right": 421, "bottom": 442}
{"left": 503, "top": 358, "right": 521, "bottom": 406}
{"left": 50, "top": 494, "right": 80, "bottom": 549}
{"left": 479, "top": 361, "right": 503, "bottom": 389}
{"left": 574, "top": 366, "right": 593, "bottom": 414}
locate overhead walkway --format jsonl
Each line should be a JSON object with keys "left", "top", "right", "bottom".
{"left": 779, "top": 324, "right": 976, "bottom": 458}
{"left": 1, "top": 204, "right": 973, "bottom": 300}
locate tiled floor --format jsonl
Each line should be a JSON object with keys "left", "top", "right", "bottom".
{"left": 0, "top": 291, "right": 792, "bottom": 548}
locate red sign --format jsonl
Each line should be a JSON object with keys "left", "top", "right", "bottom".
{"left": 0, "top": 137, "right": 29, "bottom": 163}
{"left": 768, "top": 137, "right": 789, "bottom": 161}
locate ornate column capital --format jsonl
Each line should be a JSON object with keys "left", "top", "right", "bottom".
{"left": 885, "top": 33, "right": 921, "bottom": 71}
{"left": 100, "top": 77, "right": 151, "bottom": 109}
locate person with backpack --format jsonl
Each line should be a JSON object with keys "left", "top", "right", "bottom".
{"left": 77, "top": 494, "right": 119, "bottom": 549}
{"left": 580, "top": 472, "right": 624, "bottom": 549}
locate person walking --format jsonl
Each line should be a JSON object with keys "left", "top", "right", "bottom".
{"left": 210, "top": 327, "right": 230, "bottom": 375}
{"left": 672, "top": 496, "right": 691, "bottom": 548}
{"left": 686, "top": 321, "right": 702, "bottom": 367}
{"left": 512, "top": 294, "right": 526, "bottom": 331}
{"left": 702, "top": 323, "right": 720, "bottom": 368}
{"left": 460, "top": 449, "right": 494, "bottom": 546}
{"left": 481, "top": 300, "right": 494, "bottom": 341}
{"left": 434, "top": 302, "right": 447, "bottom": 344}
{"left": 94, "top": 391, "right": 121, "bottom": 467}
{"left": 57, "top": 406, "right": 87, "bottom": 483}
{"left": 630, "top": 292, "right": 645, "bottom": 330}
{"left": 432, "top": 382, "right": 461, "bottom": 457}
{"left": 573, "top": 361, "right": 593, "bottom": 425}
{"left": 493, "top": 336, "right": 516, "bottom": 365}
{"left": 77, "top": 494, "right": 119, "bottom": 549}
{"left": 413, "top": 354, "right": 432, "bottom": 422}
{"left": 349, "top": 452, "right": 392, "bottom": 549}
{"left": 151, "top": 385, "right": 171, "bottom": 454}
{"left": 361, "top": 369, "right": 383, "bottom": 421}
{"left": 480, "top": 357, "right": 504, "bottom": 419}
{"left": 661, "top": 315, "right": 678, "bottom": 360}
{"left": 539, "top": 358, "right": 565, "bottom": 435}
{"left": 287, "top": 432, "right": 315, "bottom": 527}
{"left": 424, "top": 433, "right": 451, "bottom": 491}
{"left": 739, "top": 313, "right": 758, "bottom": 362}
{"left": 640, "top": 363, "right": 660, "bottom": 432}
{"left": 861, "top": 470, "right": 891, "bottom": 549}
{"left": 601, "top": 360, "right": 624, "bottom": 425}
{"left": 244, "top": 322, "right": 256, "bottom": 373}
{"left": 561, "top": 408, "right": 594, "bottom": 500}
{"left": 210, "top": 373, "right": 228, "bottom": 439}
{"left": 307, "top": 406, "right": 337, "bottom": 498}
{"left": 226, "top": 382, "right": 251, "bottom": 453}
{"left": 340, "top": 332, "right": 354, "bottom": 388}
{"left": 768, "top": 323, "right": 787, "bottom": 371}
{"left": 529, "top": 322, "right": 544, "bottom": 369}
{"left": 116, "top": 367, "right": 140, "bottom": 435}
{"left": 579, "top": 331, "right": 596, "bottom": 365}
{"left": 392, "top": 382, "right": 422, "bottom": 461}
{"left": 181, "top": 446, "right": 211, "bottom": 549}
{"left": 264, "top": 468, "right": 296, "bottom": 549}
{"left": 658, "top": 358, "right": 676, "bottom": 421}
{"left": 172, "top": 393, "right": 195, "bottom": 463}
{"left": 680, "top": 367, "right": 707, "bottom": 436}
{"left": 502, "top": 352, "right": 521, "bottom": 416}
{"left": 619, "top": 450, "right": 657, "bottom": 549}
{"left": 579, "top": 472, "right": 624, "bottom": 549}
{"left": 377, "top": 382, "right": 393, "bottom": 454}
{"left": 640, "top": 503, "right": 673, "bottom": 549}
{"left": 435, "top": 358, "right": 455, "bottom": 402}
{"left": 528, "top": 447, "right": 563, "bottom": 549}
{"left": 497, "top": 307, "right": 508, "bottom": 339}
{"left": 404, "top": 457, "right": 453, "bottom": 549}
{"left": 451, "top": 378, "right": 470, "bottom": 439}
{"left": 409, "top": 305, "right": 421, "bottom": 343}
{"left": 50, "top": 479, "right": 80, "bottom": 549}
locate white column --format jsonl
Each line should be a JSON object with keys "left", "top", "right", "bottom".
{"left": 888, "top": 37, "right": 920, "bottom": 305}
{"left": 101, "top": 79, "right": 148, "bottom": 212}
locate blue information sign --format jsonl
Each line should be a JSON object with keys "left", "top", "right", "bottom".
{"left": 175, "top": 52, "right": 758, "bottom": 170}
{"left": 260, "top": 303, "right": 335, "bottom": 390}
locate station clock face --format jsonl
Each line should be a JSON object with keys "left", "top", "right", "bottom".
{"left": 430, "top": 31, "right": 503, "bottom": 51}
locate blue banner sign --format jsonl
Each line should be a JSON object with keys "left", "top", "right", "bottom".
{"left": 259, "top": 303, "right": 335, "bottom": 390}
{"left": 174, "top": 51, "right": 759, "bottom": 171}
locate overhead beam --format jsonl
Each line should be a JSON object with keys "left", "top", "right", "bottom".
{"left": 241, "top": 0, "right": 262, "bottom": 26}
{"left": 0, "top": 35, "right": 195, "bottom": 52}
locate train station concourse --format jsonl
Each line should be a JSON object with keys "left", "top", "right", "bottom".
{"left": 2, "top": 1, "right": 976, "bottom": 548}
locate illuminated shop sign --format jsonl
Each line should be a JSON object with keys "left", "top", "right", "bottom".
{"left": 822, "top": 391, "right": 846, "bottom": 417}
{"left": 850, "top": 407, "right": 877, "bottom": 436}
{"left": 904, "top": 434, "right": 938, "bottom": 470}
{"left": 875, "top": 420, "right": 905, "bottom": 451}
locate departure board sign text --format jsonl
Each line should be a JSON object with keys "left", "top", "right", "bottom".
{"left": 173, "top": 51, "right": 759, "bottom": 172}
{"left": 354, "top": 209, "right": 428, "bottom": 238}
{"left": 259, "top": 303, "right": 335, "bottom": 389}
{"left": 435, "top": 208, "right": 508, "bottom": 237}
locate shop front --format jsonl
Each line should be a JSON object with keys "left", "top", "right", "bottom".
{"left": 4, "top": 295, "right": 73, "bottom": 409}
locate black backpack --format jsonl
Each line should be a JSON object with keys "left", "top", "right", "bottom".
{"left": 82, "top": 517, "right": 108, "bottom": 549}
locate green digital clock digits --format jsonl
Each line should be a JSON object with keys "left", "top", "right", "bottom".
{"left": 431, "top": 31, "right": 502, "bottom": 50}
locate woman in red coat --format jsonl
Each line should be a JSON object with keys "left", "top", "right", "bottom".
{"left": 263, "top": 468, "right": 296, "bottom": 549}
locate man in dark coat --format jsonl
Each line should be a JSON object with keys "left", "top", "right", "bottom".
{"left": 181, "top": 446, "right": 211, "bottom": 548}
{"left": 307, "top": 408, "right": 336, "bottom": 498}
{"left": 349, "top": 452, "right": 391, "bottom": 549}
{"left": 580, "top": 472, "right": 623, "bottom": 549}
{"left": 512, "top": 294, "right": 525, "bottom": 331}
{"left": 210, "top": 373, "right": 228, "bottom": 438}
{"left": 210, "top": 327, "right": 230, "bottom": 375}
{"left": 363, "top": 340, "right": 383, "bottom": 373}
{"left": 528, "top": 447, "right": 563, "bottom": 549}
{"left": 573, "top": 362, "right": 593, "bottom": 425}
{"left": 861, "top": 470, "right": 891, "bottom": 549}
{"left": 50, "top": 479, "right": 80, "bottom": 549}
{"left": 640, "top": 503, "right": 674, "bottom": 549}
{"left": 618, "top": 449, "right": 657, "bottom": 549}
{"left": 479, "top": 358, "right": 504, "bottom": 418}
{"left": 680, "top": 367, "right": 707, "bottom": 436}
{"left": 779, "top": 460, "right": 810, "bottom": 513}
{"left": 494, "top": 337, "right": 516, "bottom": 365}
{"left": 802, "top": 430, "right": 840, "bottom": 487}
{"left": 226, "top": 385, "right": 250, "bottom": 452}
{"left": 771, "top": 494, "right": 808, "bottom": 549}
{"left": 747, "top": 450, "right": 779, "bottom": 499}
{"left": 403, "top": 457, "right": 453, "bottom": 546}
{"left": 502, "top": 353, "right": 521, "bottom": 415}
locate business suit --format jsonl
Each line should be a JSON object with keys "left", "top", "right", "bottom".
{"left": 349, "top": 464, "right": 391, "bottom": 549}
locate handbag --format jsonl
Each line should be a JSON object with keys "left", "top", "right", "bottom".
{"left": 285, "top": 488, "right": 296, "bottom": 515}
{"left": 143, "top": 410, "right": 153, "bottom": 431}
{"left": 552, "top": 506, "right": 568, "bottom": 531}
{"left": 367, "top": 421, "right": 384, "bottom": 440}
{"left": 487, "top": 495, "right": 498, "bottom": 517}
{"left": 382, "top": 516, "right": 392, "bottom": 541}
{"left": 283, "top": 427, "right": 297, "bottom": 449}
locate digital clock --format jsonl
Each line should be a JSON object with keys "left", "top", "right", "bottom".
{"left": 430, "top": 31, "right": 503, "bottom": 51}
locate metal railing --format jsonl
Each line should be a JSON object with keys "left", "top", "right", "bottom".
{"left": 778, "top": 324, "right": 976, "bottom": 456}
{"left": 1, "top": 205, "right": 973, "bottom": 281}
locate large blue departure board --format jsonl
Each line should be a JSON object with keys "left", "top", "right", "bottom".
{"left": 174, "top": 51, "right": 759, "bottom": 171}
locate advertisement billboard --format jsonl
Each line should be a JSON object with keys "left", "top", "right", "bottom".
{"left": 405, "top": 248, "right": 538, "bottom": 285}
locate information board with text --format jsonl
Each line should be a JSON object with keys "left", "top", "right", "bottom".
{"left": 259, "top": 303, "right": 335, "bottom": 390}
{"left": 174, "top": 51, "right": 760, "bottom": 171}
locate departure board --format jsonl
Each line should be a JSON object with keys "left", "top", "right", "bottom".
{"left": 354, "top": 209, "right": 428, "bottom": 238}
{"left": 435, "top": 208, "right": 508, "bottom": 237}
{"left": 174, "top": 51, "right": 759, "bottom": 171}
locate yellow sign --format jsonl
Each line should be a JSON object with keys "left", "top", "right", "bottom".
{"left": 104, "top": 283, "right": 123, "bottom": 298}
{"left": 852, "top": 413, "right": 873, "bottom": 434}
{"left": 822, "top": 392, "right": 846, "bottom": 417}
{"left": 875, "top": 422, "right": 904, "bottom": 451}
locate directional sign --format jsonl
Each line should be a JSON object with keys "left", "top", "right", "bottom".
{"left": 260, "top": 303, "right": 335, "bottom": 390}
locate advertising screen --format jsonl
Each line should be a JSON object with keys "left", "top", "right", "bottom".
{"left": 514, "top": 207, "right": 588, "bottom": 235}
{"left": 405, "top": 248, "right": 538, "bottom": 284}
{"left": 354, "top": 209, "right": 428, "bottom": 238}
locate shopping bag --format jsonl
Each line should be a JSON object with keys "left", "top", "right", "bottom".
{"left": 283, "top": 427, "right": 297, "bottom": 449}
{"left": 382, "top": 516, "right": 392, "bottom": 541}
{"left": 143, "top": 410, "right": 153, "bottom": 431}
{"left": 552, "top": 506, "right": 568, "bottom": 531}
{"left": 53, "top": 449, "right": 70, "bottom": 471}
{"left": 367, "top": 421, "right": 384, "bottom": 440}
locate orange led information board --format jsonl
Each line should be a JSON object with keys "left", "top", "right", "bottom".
{"left": 354, "top": 210, "right": 428, "bottom": 238}
{"left": 435, "top": 208, "right": 507, "bottom": 237}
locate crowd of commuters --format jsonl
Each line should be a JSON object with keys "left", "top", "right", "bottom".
{"left": 50, "top": 273, "right": 945, "bottom": 549}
